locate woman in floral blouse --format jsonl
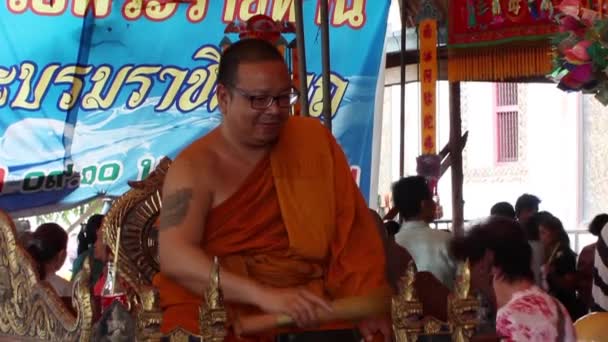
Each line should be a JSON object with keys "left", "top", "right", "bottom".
{"left": 450, "top": 217, "right": 576, "bottom": 341}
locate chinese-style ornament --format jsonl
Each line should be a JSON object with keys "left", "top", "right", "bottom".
{"left": 222, "top": 15, "right": 302, "bottom": 115}
{"left": 417, "top": 0, "right": 439, "bottom": 156}
{"left": 416, "top": 0, "right": 442, "bottom": 218}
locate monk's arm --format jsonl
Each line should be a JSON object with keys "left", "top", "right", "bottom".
{"left": 157, "top": 159, "right": 263, "bottom": 305}
{"left": 158, "top": 158, "right": 333, "bottom": 325}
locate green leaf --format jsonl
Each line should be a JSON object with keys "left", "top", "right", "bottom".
{"left": 588, "top": 42, "right": 608, "bottom": 70}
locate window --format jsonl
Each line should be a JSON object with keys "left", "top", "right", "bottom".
{"left": 495, "top": 83, "right": 519, "bottom": 163}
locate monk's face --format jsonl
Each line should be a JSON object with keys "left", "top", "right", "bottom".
{"left": 218, "top": 60, "right": 293, "bottom": 147}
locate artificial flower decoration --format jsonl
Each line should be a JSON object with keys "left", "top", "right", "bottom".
{"left": 551, "top": 0, "right": 608, "bottom": 104}
{"left": 564, "top": 40, "right": 592, "bottom": 63}
{"left": 558, "top": 0, "right": 582, "bottom": 17}
{"left": 558, "top": 15, "right": 586, "bottom": 36}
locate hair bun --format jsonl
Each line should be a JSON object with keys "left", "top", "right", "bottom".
{"left": 26, "top": 238, "right": 45, "bottom": 263}
{"left": 26, "top": 237, "right": 43, "bottom": 251}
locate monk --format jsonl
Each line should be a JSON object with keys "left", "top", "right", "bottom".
{"left": 153, "top": 39, "right": 391, "bottom": 341}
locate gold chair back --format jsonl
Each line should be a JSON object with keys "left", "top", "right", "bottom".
{"left": 101, "top": 157, "right": 170, "bottom": 338}
{"left": 103, "top": 157, "right": 171, "bottom": 287}
{"left": 0, "top": 159, "right": 228, "bottom": 341}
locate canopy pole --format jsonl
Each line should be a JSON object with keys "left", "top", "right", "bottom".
{"left": 399, "top": 0, "right": 407, "bottom": 178}
{"left": 320, "top": 0, "right": 332, "bottom": 131}
{"left": 294, "top": 0, "right": 309, "bottom": 116}
{"left": 449, "top": 82, "right": 464, "bottom": 236}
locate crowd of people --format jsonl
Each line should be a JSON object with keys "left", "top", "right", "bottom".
{"left": 381, "top": 185, "right": 608, "bottom": 341}
{"left": 18, "top": 214, "right": 109, "bottom": 299}
{"left": 18, "top": 176, "right": 607, "bottom": 341}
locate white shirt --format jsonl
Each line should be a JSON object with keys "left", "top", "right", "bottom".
{"left": 529, "top": 240, "right": 544, "bottom": 287}
{"left": 394, "top": 220, "right": 456, "bottom": 289}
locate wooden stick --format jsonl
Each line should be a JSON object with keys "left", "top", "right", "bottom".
{"left": 233, "top": 294, "right": 391, "bottom": 336}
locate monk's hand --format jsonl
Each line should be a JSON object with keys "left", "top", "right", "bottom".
{"left": 358, "top": 316, "right": 392, "bottom": 342}
{"left": 256, "top": 287, "right": 333, "bottom": 328}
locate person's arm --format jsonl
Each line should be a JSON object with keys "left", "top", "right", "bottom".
{"left": 158, "top": 158, "right": 261, "bottom": 304}
{"left": 158, "top": 157, "right": 331, "bottom": 326}
{"left": 548, "top": 250, "right": 578, "bottom": 291}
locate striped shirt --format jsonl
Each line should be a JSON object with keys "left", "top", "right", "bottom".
{"left": 592, "top": 223, "right": 608, "bottom": 312}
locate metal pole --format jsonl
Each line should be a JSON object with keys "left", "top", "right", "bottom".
{"left": 399, "top": 0, "right": 406, "bottom": 178}
{"left": 294, "top": 0, "right": 309, "bottom": 116}
{"left": 320, "top": 0, "right": 332, "bottom": 131}
{"left": 449, "top": 82, "right": 464, "bottom": 236}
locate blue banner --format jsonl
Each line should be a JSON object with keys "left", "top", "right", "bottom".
{"left": 0, "top": 0, "right": 389, "bottom": 215}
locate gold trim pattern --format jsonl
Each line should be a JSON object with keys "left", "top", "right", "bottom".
{"left": 422, "top": 317, "right": 442, "bottom": 334}
{"left": 104, "top": 157, "right": 171, "bottom": 287}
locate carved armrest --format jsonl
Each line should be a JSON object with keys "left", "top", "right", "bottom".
{"left": 449, "top": 260, "right": 480, "bottom": 342}
{"left": 134, "top": 284, "right": 162, "bottom": 335}
{"left": 392, "top": 260, "right": 480, "bottom": 342}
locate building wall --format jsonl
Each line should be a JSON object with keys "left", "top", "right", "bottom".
{"left": 378, "top": 70, "right": 588, "bottom": 238}
{"left": 583, "top": 95, "right": 608, "bottom": 223}
{"left": 459, "top": 82, "right": 581, "bottom": 230}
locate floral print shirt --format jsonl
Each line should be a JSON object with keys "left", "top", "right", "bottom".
{"left": 496, "top": 286, "right": 576, "bottom": 341}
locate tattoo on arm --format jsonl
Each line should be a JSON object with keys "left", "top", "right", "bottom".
{"left": 159, "top": 188, "right": 193, "bottom": 230}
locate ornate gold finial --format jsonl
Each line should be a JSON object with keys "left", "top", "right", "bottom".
{"left": 207, "top": 256, "right": 223, "bottom": 310}
{"left": 454, "top": 259, "right": 471, "bottom": 300}
{"left": 449, "top": 260, "right": 479, "bottom": 342}
{"left": 199, "top": 256, "right": 227, "bottom": 342}
{"left": 136, "top": 285, "right": 163, "bottom": 339}
{"left": 392, "top": 261, "right": 423, "bottom": 342}
{"left": 401, "top": 260, "right": 417, "bottom": 301}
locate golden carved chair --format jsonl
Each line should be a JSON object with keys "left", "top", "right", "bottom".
{"left": 101, "top": 157, "right": 170, "bottom": 339}
{"left": 101, "top": 157, "right": 227, "bottom": 341}
{"left": 392, "top": 261, "right": 480, "bottom": 342}
{"left": 0, "top": 210, "right": 95, "bottom": 341}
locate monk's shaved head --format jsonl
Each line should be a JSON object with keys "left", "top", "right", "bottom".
{"left": 218, "top": 38, "right": 285, "bottom": 87}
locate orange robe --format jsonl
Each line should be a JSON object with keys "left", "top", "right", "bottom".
{"left": 153, "top": 116, "right": 389, "bottom": 340}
